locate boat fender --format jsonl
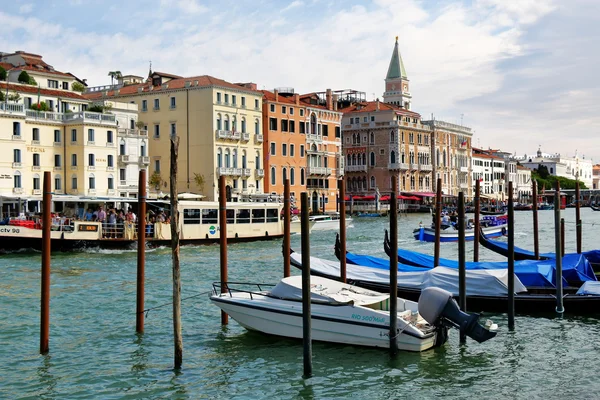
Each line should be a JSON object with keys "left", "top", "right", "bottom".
{"left": 235, "top": 233, "right": 239, "bottom": 239}
{"left": 205, "top": 234, "right": 209, "bottom": 239}
{"left": 265, "top": 231, "right": 269, "bottom": 237}
{"left": 501, "top": 227, "right": 507, "bottom": 235}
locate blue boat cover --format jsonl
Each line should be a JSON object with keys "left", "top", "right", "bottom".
{"left": 345, "top": 251, "right": 425, "bottom": 272}
{"left": 483, "top": 236, "right": 600, "bottom": 269}
{"left": 395, "top": 248, "right": 596, "bottom": 287}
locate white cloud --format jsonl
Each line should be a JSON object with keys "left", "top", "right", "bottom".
{"left": 161, "top": 0, "right": 208, "bottom": 14}
{"left": 19, "top": 4, "right": 33, "bottom": 14}
{"left": 281, "top": 0, "right": 304, "bottom": 13}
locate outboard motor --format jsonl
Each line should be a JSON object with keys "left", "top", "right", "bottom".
{"left": 418, "top": 287, "right": 498, "bottom": 343}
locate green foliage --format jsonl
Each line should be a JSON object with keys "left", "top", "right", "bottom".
{"left": 0, "top": 91, "right": 4, "bottom": 102}
{"left": 7, "top": 92, "right": 21, "bottom": 102}
{"left": 193, "top": 173, "right": 205, "bottom": 194}
{"left": 87, "top": 105, "right": 104, "bottom": 113}
{"left": 136, "top": 120, "right": 145, "bottom": 130}
{"left": 30, "top": 102, "right": 51, "bottom": 112}
{"left": 71, "top": 82, "right": 85, "bottom": 92}
{"left": 0, "top": 66, "right": 6, "bottom": 81}
{"left": 17, "top": 71, "right": 36, "bottom": 85}
{"left": 149, "top": 172, "right": 162, "bottom": 188}
{"left": 532, "top": 169, "right": 586, "bottom": 190}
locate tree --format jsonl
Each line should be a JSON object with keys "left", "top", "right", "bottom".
{"left": 108, "top": 71, "right": 122, "bottom": 86}
{"left": 71, "top": 81, "right": 85, "bottom": 93}
{"left": 537, "top": 164, "right": 549, "bottom": 179}
{"left": 18, "top": 71, "right": 31, "bottom": 84}
{"left": 193, "top": 173, "right": 205, "bottom": 194}
{"left": 0, "top": 66, "right": 6, "bottom": 81}
{"left": 136, "top": 120, "right": 145, "bottom": 130}
{"left": 149, "top": 172, "right": 163, "bottom": 189}
{"left": 8, "top": 92, "right": 21, "bottom": 102}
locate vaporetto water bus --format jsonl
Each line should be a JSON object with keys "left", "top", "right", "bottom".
{"left": 0, "top": 195, "right": 284, "bottom": 252}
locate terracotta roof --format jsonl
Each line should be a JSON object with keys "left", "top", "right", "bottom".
{"left": 517, "top": 165, "right": 531, "bottom": 171}
{"left": 473, "top": 153, "right": 503, "bottom": 160}
{"left": 0, "top": 62, "right": 11, "bottom": 71}
{"left": 261, "top": 90, "right": 299, "bottom": 105}
{"left": 152, "top": 71, "right": 183, "bottom": 79}
{"left": 340, "top": 101, "right": 421, "bottom": 117}
{"left": 0, "top": 81, "right": 87, "bottom": 101}
{"left": 84, "top": 74, "right": 260, "bottom": 100}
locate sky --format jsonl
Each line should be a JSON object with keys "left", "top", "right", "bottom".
{"left": 2, "top": 0, "right": 599, "bottom": 161}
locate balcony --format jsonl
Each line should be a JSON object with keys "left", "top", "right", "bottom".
{"left": 460, "top": 166, "right": 469, "bottom": 173}
{"left": 12, "top": 134, "right": 24, "bottom": 141}
{"left": 306, "top": 134, "right": 322, "bottom": 142}
{"left": 107, "top": 189, "right": 116, "bottom": 195}
{"left": 119, "top": 155, "right": 134, "bottom": 163}
{"left": 0, "top": 103, "right": 25, "bottom": 116}
{"left": 254, "top": 134, "right": 263, "bottom": 143}
{"left": 308, "top": 166, "right": 331, "bottom": 176}
{"left": 13, "top": 187, "right": 24, "bottom": 194}
{"left": 241, "top": 132, "right": 250, "bottom": 142}
{"left": 53, "top": 166, "right": 62, "bottom": 171}
{"left": 118, "top": 128, "right": 148, "bottom": 137}
{"left": 54, "top": 141, "right": 62, "bottom": 147}
{"left": 88, "top": 189, "right": 97, "bottom": 196}
{"left": 140, "top": 156, "right": 150, "bottom": 165}
{"left": 107, "top": 166, "right": 115, "bottom": 171}
{"left": 54, "top": 190, "right": 64, "bottom": 195}
{"left": 215, "top": 130, "right": 241, "bottom": 141}
{"left": 106, "top": 142, "right": 115, "bottom": 147}
{"left": 26, "top": 110, "right": 64, "bottom": 123}
{"left": 12, "top": 162, "right": 22, "bottom": 168}
{"left": 410, "top": 163, "right": 419, "bottom": 170}
{"left": 32, "top": 166, "right": 41, "bottom": 171}
{"left": 63, "top": 111, "right": 117, "bottom": 125}
{"left": 33, "top": 189, "right": 42, "bottom": 195}
{"left": 216, "top": 167, "right": 242, "bottom": 176}
{"left": 345, "top": 165, "right": 367, "bottom": 173}
{"left": 87, "top": 166, "right": 96, "bottom": 171}
{"left": 242, "top": 168, "right": 251, "bottom": 177}
{"left": 460, "top": 182, "right": 469, "bottom": 189}
{"left": 32, "top": 140, "right": 40, "bottom": 145}
{"left": 420, "top": 164, "right": 433, "bottom": 172}
{"left": 255, "top": 169, "right": 264, "bottom": 178}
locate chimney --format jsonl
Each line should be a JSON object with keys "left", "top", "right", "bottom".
{"left": 326, "top": 88, "right": 333, "bottom": 110}
{"left": 376, "top": 98, "right": 380, "bottom": 111}
{"left": 333, "top": 94, "right": 339, "bottom": 111}
{"left": 294, "top": 93, "right": 299, "bottom": 105}
{"left": 274, "top": 89, "right": 279, "bottom": 102}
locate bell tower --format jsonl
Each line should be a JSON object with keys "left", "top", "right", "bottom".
{"left": 383, "top": 36, "right": 411, "bottom": 110}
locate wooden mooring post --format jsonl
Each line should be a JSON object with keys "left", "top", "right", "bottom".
{"left": 561, "top": 218, "right": 565, "bottom": 257}
{"left": 434, "top": 178, "right": 442, "bottom": 268}
{"left": 40, "top": 171, "right": 51, "bottom": 354}
{"left": 532, "top": 181, "right": 540, "bottom": 260}
{"left": 283, "top": 179, "right": 291, "bottom": 278}
{"left": 389, "top": 178, "right": 399, "bottom": 355}
{"left": 170, "top": 135, "right": 183, "bottom": 369}
{"left": 575, "top": 181, "right": 582, "bottom": 254}
{"left": 457, "top": 191, "right": 467, "bottom": 344}
{"left": 136, "top": 169, "right": 146, "bottom": 334}
{"left": 474, "top": 180, "right": 480, "bottom": 262}
{"left": 219, "top": 175, "right": 228, "bottom": 325}
{"left": 507, "top": 181, "right": 515, "bottom": 330}
{"left": 339, "top": 178, "right": 347, "bottom": 283}
{"left": 300, "top": 192, "right": 313, "bottom": 378}
{"left": 554, "top": 181, "right": 564, "bottom": 314}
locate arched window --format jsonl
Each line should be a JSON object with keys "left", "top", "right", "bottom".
{"left": 140, "top": 141, "right": 147, "bottom": 157}
{"left": 290, "top": 168, "right": 295, "bottom": 185}
{"left": 108, "top": 174, "right": 114, "bottom": 190}
{"left": 225, "top": 149, "right": 231, "bottom": 167}
{"left": 255, "top": 119, "right": 259, "bottom": 134}
{"left": 271, "top": 166, "right": 276, "bottom": 185}
{"left": 32, "top": 173, "right": 40, "bottom": 190}
{"left": 352, "top": 154, "right": 357, "bottom": 165}
{"left": 390, "top": 131, "right": 395, "bottom": 143}
{"left": 443, "top": 150, "right": 447, "bottom": 166}
{"left": 13, "top": 149, "right": 21, "bottom": 163}
{"left": 282, "top": 167, "right": 287, "bottom": 183}
{"left": 255, "top": 151, "right": 260, "bottom": 169}
{"left": 401, "top": 152, "right": 405, "bottom": 163}
{"left": 241, "top": 118, "right": 246, "bottom": 133}
{"left": 352, "top": 134, "right": 356, "bottom": 145}
{"left": 130, "top": 119, "right": 135, "bottom": 129}
{"left": 362, "top": 176, "right": 367, "bottom": 190}
{"left": 224, "top": 115, "right": 230, "bottom": 131}
{"left": 217, "top": 148, "right": 223, "bottom": 168}
{"left": 89, "top": 173, "right": 96, "bottom": 189}
{"left": 119, "top": 140, "right": 126, "bottom": 155}
{"left": 370, "top": 176, "right": 375, "bottom": 188}
{"left": 410, "top": 176, "right": 415, "bottom": 190}
{"left": 390, "top": 151, "right": 396, "bottom": 164}
{"left": 347, "top": 154, "right": 351, "bottom": 166}
{"left": 370, "top": 132, "right": 374, "bottom": 144}
{"left": 217, "top": 114, "right": 222, "bottom": 130}
{"left": 300, "top": 168, "right": 305, "bottom": 185}
{"left": 88, "top": 153, "right": 95, "bottom": 166}
{"left": 242, "top": 150, "right": 247, "bottom": 169}
{"left": 232, "top": 116, "right": 237, "bottom": 132}
{"left": 232, "top": 149, "right": 238, "bottom": 168}
{"left": 310, "top": 113, "right": 317, "bottom": 135}
{"left": 402, "top": 176, "right": 406, "bottom": 189}
{"left": 362, "top": 153, "right": 366, "bottom": 165}
{"left": 370, "top": 152, "right": 375, "bottom": 166}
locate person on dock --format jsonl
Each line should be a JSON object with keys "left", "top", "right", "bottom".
{"left": 108, "top": 209, "right": 117, "bottom": 238}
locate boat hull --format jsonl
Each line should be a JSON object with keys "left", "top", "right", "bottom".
{"left": 211, "top": 295, "right": 442, "bottom": 352}
{"left": 413, "top": 225, "right": 506, "bottom": 242}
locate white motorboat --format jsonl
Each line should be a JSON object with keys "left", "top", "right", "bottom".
{"left": 210, "top": 275, "right": 497, "bottom": 352}
{"left": 291, "top": 213, "right": 354, "bottom": 233}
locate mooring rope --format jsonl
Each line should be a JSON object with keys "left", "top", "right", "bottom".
{"left": 141, "top": 290, "right": 213, "bottom": 317}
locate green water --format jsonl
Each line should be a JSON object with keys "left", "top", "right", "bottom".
{"left": 1, "top": 209, "right": 599, "bottom": 399}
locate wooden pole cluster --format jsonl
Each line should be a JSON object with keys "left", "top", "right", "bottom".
{"left": 457, "top": 191, "right": 467, "bottom": 344}
{"left": 553, "top": 181, "right": 564, "bottom": 314}
{"left": 532, "top": 181, "right": 540, "bottom": 260}
{"left": 283, "top": 179, "right": 291, "bottom": 278}
{"left": 474, "top": 180, "right": 481, "bottom": 262}
{"left": 170, "top": 135, "right": 183, "bottom": 369}
{"left": 507, "top": 181, "right": 515, "bottom": 330}
{"left": 219, "top": 175, "right": 228, "bottom": 325}
{"left": 575, "top": 181, "right": 582, "bottom": 254}
{"left": 300, "top": 192, "right": 313, "bottom": 377}
{"left": 389, "top": 178, "right": 399, "bottom": 355}
{"left": 136, "top": 169, "right": 147, "bottom": 334}
{"left": 434, "top": 178, "right": 442, "bottom": 268}
{"left": 40, "top": 171, "right": 51, "bottom": 354}
{"left": 339, "top": 178, "right": 347, "bottom": 283}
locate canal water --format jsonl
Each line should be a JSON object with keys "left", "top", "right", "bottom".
{"left": 1, "top": 209, "right": 600, "bottom": 399}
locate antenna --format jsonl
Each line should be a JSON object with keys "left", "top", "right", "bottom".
{"left": 460, "top": 114, "right": 464, "bottom": 126}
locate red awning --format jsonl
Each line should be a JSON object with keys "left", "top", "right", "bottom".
{"left": 362, "top": 195, "right": 376, "bottom": 201}
{"left": 405, "top": 196, "right": 421, "bottom": 201}
{"left": 379, "top": 195, "right": 391, "bottom": 201}
{"left": 344, "top": 195, "right": 351, "bottom": 201}
{"left": 404, "top": 192, "right": 436, "bottom": 197}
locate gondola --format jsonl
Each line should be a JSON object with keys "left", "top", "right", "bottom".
{"left": 292, "top": 245, "right": 600, "bottom": 314}
{"left": 477, "top": 227, "right": 600, "bottom": 272}
{"left": 591, "top": 205, "right": 600, "bottom": 211}
{"left": 479, "top": 209, "right": 506, "bottom": 216}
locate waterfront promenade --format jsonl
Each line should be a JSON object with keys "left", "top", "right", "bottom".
{"left": 1, "top": 209, "right": 599, "bottom": 399}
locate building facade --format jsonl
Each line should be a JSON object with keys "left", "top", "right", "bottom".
{"left": 516, "top": 165, "right": 532, "bottom": 202}
{"left": 472, "top": 148, "right": 505, "bottom": 200}
{"left": 86, "top": 72, "right": 264, "bottom": 201}
{"left": 341, "top": 100, "right": 432, "bottom": 196}
{"left": 515, "top": 148, "right": 593, "bottom": 189}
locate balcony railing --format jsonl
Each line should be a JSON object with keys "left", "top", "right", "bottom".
{"left": 242, "top": 168, "right": 251, "bottom": 177}
{"left": 254, "top": 134, "right": 263, "bottom": 143}
{"left": 53, "top": 141, "right": 62, "bottom": 147}
{"left": 63, "top": 111, "right": 117, "bottom": 125}
{"left": 87, "top": 166, "right": 96, "bottom": 171}
{"left": 215, "top": 130, "right": 241, "bottom": 140}
{"left": 241, "top": 132, "right": 250, "bottom": 142}
{"left": 33, "top": 189, "right": 42, "bottom": 195}
{"left": 410, "top": 163, "right": 419, "bottom": 170}
{"left": 460, "top": 182, "right": 469, "bottom": 189}
{"left": 420, "top": 164, "right": 433, "bottom": 172}
{"left": 88, "top": 189, "right": 97, "bottom": 196}
{"left": 460, "top": 166, "right": 469, "bottom": 173}
{"left": 118, "top": 128, "right": 148, "bottom": 137}
{"left": 389, "top": 162, "right": 409, "bottom": 170}
{"left": 306, "top": 134, "right": 322, "bottom": 142}
{"left": 140, "top": 156, "right": 150, "bottom": 164}
{"left": 12, "top": 135, "right": 24, "bottom": 141}
{"left": 0, "top": 103, "right": 25, "bottom": 115}
{"left": 308, "top": 166, "right": 331, "bottom": 176}
{"left": 345, "top": 165, "right": 367, "bottom": 172}
{"left": 13, "top": 187, "right": 24, "bottom": 194}
{"left": 32, "top": 166, "right": 41, "bottom": 171}
{"left": 216, "top": 167, "right": 242, "bottom": 176}
{"left": 119, "top": 155, "right": 132, "bottom": 163}
{"left": 26, "top": 110, "right": 64, "bottom": 123}
{"left": 255, "top": 169, "right": 264, "bottom": 178}
{"left": 12, "top": 162, "right": 22, "bottom": 168}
